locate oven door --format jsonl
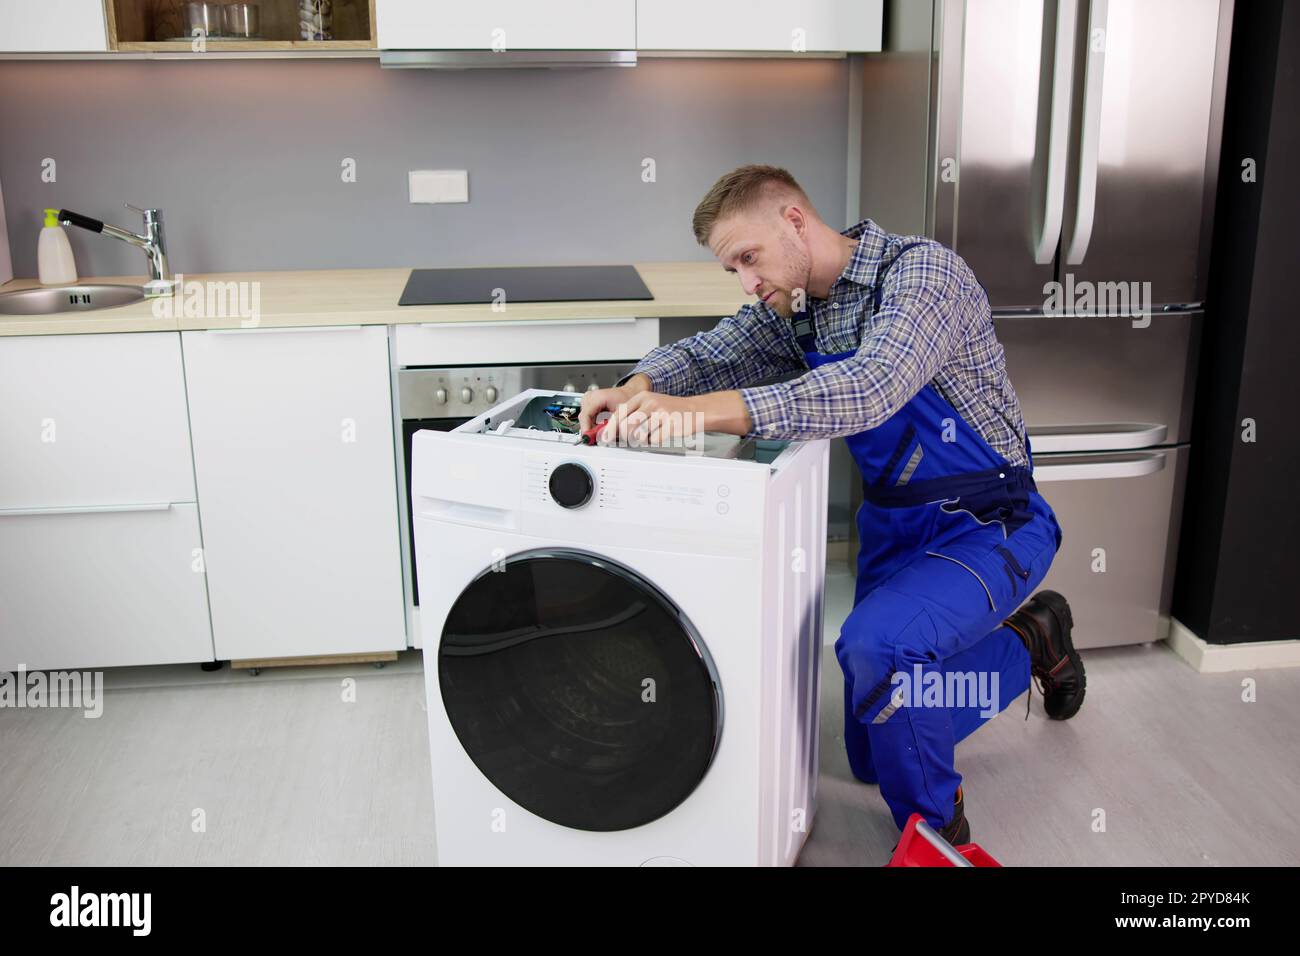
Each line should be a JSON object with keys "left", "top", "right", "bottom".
{"left": 437, "top": 548, "right": 722, "bottom": 832}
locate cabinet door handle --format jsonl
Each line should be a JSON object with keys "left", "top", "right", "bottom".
{"left": 204, "top": 325, "right": 364, "bottom": 334}
{"left": 0, "top": 502, "right": 174, "bottom": 517}
{"left": 418, "top": 317, "right": 639, "bottom": 330}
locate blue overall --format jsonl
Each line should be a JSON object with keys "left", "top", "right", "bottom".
{"left": 797, "top": 242, "right": 1064, "bottom": 833}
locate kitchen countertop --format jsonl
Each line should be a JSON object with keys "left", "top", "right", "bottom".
{"left": 0, "top": 263, "right": 749, "bottom": 337}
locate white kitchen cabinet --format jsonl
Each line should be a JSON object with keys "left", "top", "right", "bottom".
{"left": 0, "top": 0, "right": 108, "bottom": 52}
{"left": 181, "top": 325, "right": 406, "bottom": 661}
{"left": 0, "top": 331, "right": 211, "bottom": 671}
{"left": 0, "top": 332, "right": 196, "bottom": 510}
{"left": 0, "top": 504, "right": 213, "bottom": 672}
{"left": 637, "top": 0, "right": 882, "bottom": 52}
{"left": 377, "top": 0, "right": 635, "bottom": 50}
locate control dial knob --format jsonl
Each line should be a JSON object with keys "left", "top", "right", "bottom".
{"left": 548, "top": 462, "right": 594, "bottom": 509}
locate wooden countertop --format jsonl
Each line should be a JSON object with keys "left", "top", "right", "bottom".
{"left": 0, "top": 263, "right": 749, "bottom": 337}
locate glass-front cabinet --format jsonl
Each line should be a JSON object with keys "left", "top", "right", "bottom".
{"left": 107, "top": 0, "right": 377, "bottom": 51}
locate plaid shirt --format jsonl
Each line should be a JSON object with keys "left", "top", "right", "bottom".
{"left": 620, "top": 218, "right": 1030, "bottom": 468}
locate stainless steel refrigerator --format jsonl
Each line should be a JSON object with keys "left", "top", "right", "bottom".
{"left": 853, "top": 0, "right": 1234, "bottom": 647}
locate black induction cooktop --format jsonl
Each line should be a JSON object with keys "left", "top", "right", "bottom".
{"left": 398, "top": 265, "right": 654, "bottom": 306}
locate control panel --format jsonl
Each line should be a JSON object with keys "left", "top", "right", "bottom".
{"left": 398, "top": 362, "right": 636, "bottom": 421}
{"left": 522, "top": 451, "right": 751, "bottom": 528}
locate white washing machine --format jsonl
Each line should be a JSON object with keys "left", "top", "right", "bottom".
{"left": 412, "top": 389, "right": 828, "bottom": 866}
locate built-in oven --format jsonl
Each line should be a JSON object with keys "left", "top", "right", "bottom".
{"left": 397, "top": 362, "right": 636, "bottom": 607}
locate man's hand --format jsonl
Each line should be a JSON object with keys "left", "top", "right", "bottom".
{"left": 578, "top": 374, "right": 652, "bottom": 432}
{"left": 598, "top": 389, "right": 753, "bottom": 447}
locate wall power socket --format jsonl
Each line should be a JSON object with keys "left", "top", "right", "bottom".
{"left": 409, "top": 170, "right": 469, "bottom": 204}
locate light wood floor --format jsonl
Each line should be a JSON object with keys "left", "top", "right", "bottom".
{"left": 2, "top": 570, "right": 1296, "bottom": 866}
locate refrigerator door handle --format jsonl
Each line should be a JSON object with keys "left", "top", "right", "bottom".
{"left": 1032, "top": 0, "right": 1081, "bottom": 265}
{"left": 1028, "top": 422, "right": 1168, "bottom": 452}
{"left": 1034, "top": 451, "right": 1166, "bottom": 482}
{"left": 1064, "top": 0, "right": 1109, "bottom": 265}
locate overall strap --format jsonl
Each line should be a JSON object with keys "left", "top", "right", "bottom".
{"left": 792, "top": 311, "right": 818, "bottom": 353}
{"left": 793, "top": 238, "right": 932, "bottom": 354}
{"left": 870, "top": 239, "right": 931, "bottom": 314}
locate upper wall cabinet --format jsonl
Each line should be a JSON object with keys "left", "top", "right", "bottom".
{"left": 377, "top": 1, "right": 636, "bottom": 50}
{"left": 107, "top": 0, "right": 376, "bottom": 51}
{"left": 637, "top": 0, "right": 882, "bottom": 52}
{"left": 0, "top": 0, "right": 108, "bottom": 51}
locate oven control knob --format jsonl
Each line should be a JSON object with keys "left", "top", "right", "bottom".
{"left": 460, "top": 387, "right": 473, "bottom": 404}
{"left": 484, "top": 386, "right": 498, "bottom": 403}
{"left": 587, "top": 382, "right": 600, "bottom": 392}
{"left": 548, "top": 462, "right": 593, "bottom": 509}
{"left": 434, "top": 387, "right": 447, "bottom": 404}
{"left": 563, "top": 382, "right": 576, "bottom": 393}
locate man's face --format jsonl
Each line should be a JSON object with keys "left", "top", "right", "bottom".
{"left": 709, "top": 207, "right": 812, "bottom": 319}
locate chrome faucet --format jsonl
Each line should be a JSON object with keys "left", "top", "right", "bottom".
{"left": 58, "top": 204, "right": 173, "bottom": 294}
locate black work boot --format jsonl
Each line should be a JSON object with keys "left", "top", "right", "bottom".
{"left": 938, "top": 784, "right": 971, "bottom": 846}
{"left": 889, "top": 786, "right": 969, "bottom": 861}
{"left": 1004, "top": 590, "right": 1086, "bottom": 720}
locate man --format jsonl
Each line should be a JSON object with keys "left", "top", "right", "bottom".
{"left": 579, "top": 165, "right": 1086, "bottom": 852}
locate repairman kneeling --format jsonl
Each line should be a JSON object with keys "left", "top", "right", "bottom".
{"left": 580, "top": 164, "right": 1087, "bottom": 855}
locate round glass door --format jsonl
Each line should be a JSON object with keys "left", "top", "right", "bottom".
{"left": 438, "top": 548, "right": 721, "bottom": 832}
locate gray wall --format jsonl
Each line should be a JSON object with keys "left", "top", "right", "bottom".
{"left": 0, "top": 57, "right": 849, "bottom": 279}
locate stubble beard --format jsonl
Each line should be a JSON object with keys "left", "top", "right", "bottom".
{"left": 768, "top": 233, "right": 813, "bottom": 319}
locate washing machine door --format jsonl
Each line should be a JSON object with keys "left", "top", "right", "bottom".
{"left": 438, "top": 548, "right": 721, "bottom": 832}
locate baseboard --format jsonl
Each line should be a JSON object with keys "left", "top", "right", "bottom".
{"left": 232, "top": 651, "right": 399, "bottom": 670}
{"left": 1166, "top": 617, "right": 1300, "bottom": 672}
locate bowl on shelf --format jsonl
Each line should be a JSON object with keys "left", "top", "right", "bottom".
{"left": 182, "top": 1, "right": 225, "bottom": 38}
{"left": 222, "top": 3, "right": 261, "bottom": 39}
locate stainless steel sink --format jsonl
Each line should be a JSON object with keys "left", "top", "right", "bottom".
{"left": 0, "top": 284, "right": 147, "bottom": 316}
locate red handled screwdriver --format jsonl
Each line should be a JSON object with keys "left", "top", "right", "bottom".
{"left": 580, "top": 420, "right": 610, "bottom": 445}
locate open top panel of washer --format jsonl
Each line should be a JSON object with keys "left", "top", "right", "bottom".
{"left": 455, "top": 389, "right": 793, "bottom": 465}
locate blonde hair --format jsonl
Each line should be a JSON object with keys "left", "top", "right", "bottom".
{"left": 691, "top": 165, "right": 812, "bottom": 245}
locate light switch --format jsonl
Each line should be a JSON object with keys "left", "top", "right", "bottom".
{"left": 409, "top": 170, "right": 469, "bottom": 204}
